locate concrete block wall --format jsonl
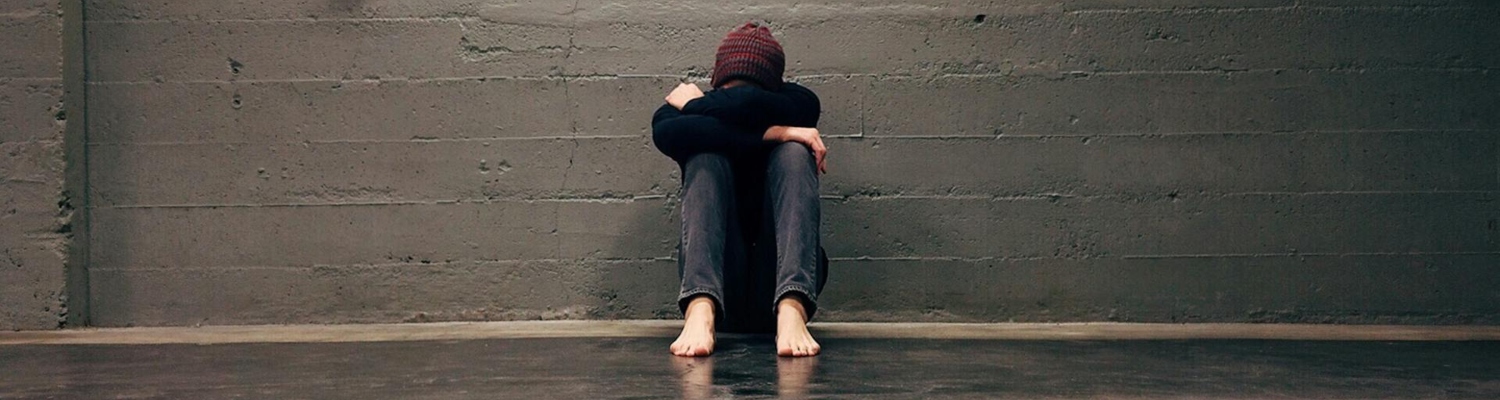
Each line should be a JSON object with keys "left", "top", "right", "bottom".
{"left": 1, "top": 0, "right": 68, "bottom": 330}
{"left": 39, "top": 0, "right": 1500, "bottom": 327}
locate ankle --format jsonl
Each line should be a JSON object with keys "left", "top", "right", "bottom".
{"left": 777, "top": 298, "right": 808, "bottom": 322}
{"left": 685, "top": 296, "right": 717, "bottom": 324}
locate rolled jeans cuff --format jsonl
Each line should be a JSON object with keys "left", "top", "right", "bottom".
{"left": 678, "top": 288, "right": 724, "bottom": 316}
{"left": 774, "top": 285, "right": 818, "bottom": 320}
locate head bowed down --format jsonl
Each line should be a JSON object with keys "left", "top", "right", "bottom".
{"left": 712, "top": 22, "right": 786, "bottom": 90}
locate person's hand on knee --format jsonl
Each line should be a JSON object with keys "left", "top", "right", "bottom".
{"left": 766, "top": 126, "right": 827, "bottom": 174}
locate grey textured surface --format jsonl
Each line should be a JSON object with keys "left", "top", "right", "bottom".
{"left": 4, "top": 336, "right": 1500, "bottom": 399}
{"left": 4, "top": 0, "right": 1499, "bottom": 328}
{"left": 0, "top": 2, "right": 68, "bottom": 330}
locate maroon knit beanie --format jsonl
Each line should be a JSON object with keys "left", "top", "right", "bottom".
{"left": 711, "top": 22, "right": 785, "bottom": 90}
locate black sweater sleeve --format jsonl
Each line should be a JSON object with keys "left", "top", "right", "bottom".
{"left": 651, "top": 104, "right": 767, "bottom": 163}
{"left": 681, "top": 83, "right": 821, "bottom": 128}
{"left": 651, "top": 83, "right": 822, "bottom": 163}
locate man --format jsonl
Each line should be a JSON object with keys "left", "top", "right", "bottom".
{"left": 651, "top": 22, "right": 828, "bottom": 357}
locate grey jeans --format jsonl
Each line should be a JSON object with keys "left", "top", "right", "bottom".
{"left": 677, "top": 142, "right": 829, "bottom": 333}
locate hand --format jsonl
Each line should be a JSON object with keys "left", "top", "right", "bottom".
{"left": 666, "top": 82, "right": 704, "bottom": 110}
{"left": 771, "top": 126, "right": 828, "bottom": 175}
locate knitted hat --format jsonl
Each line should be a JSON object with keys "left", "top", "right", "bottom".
{"left": 711, "top": 22, "right": 785, "bottom": 90}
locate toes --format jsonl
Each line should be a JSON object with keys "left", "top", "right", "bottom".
{"left": 779, "top": 340, "right": 819, "bottom": 357}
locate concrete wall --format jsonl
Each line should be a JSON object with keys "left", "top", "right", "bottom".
{"left": 55, "top": 0, "right": 1500, "bottom": 327}
{"left": 1, "top": 0, "right": 69, "bottom": 330}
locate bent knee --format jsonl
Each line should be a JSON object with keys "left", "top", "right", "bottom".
{"left": 684, "top": 152, "right": 735, "bottom": 186}
{"left": 685, "top": 152, "right": 733, "bottom": 173}
{"left": 768, "top": 142, "right": 816, "bottom": 173}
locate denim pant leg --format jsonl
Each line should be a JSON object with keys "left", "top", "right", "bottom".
{"left": 764, "top": 142, "right": 828, "bottom": 318}
{"left": 677, "top": 153, "right": 744, "bottom": 318}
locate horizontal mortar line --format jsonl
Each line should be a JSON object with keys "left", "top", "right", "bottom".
{"left": 82, "top": 65, "right": 1496, "bottom": 86}
{"left": 618, "top": 73, "right": 701, "bottom": 79}
{"left": 821, "top": 194, "right": 993, "bottom": 200}
{"left": 94, "top": 196, "right": 668, "bottom": 210}
{"left": 0, "top": 140, "right": 65, "bottom": 147}
{"left": 825, "top": 190, "right": 1500, "bottom": 201}
{"left": 1055, "top": 66, "right": 1498, "bottom": 76}
{"left": 834, "top": 252, "right": 1500, "bottom": 262}
{"left": 794, "top": 73, "right": 884, "bottom": 79}
{"left": 868, "top": 128, "right": 1499, "bottom": 139}
{"left": 19, "top": 232, "right": 67, "bottom": 241}
{"left": 0, "top": 11, "right": 49, "bottom": 19}
{"left": 85, "top": 16, "right": 482, "bottom": 24}
{"left": 825, "top": 194, "right": 1059, "bottom": 201}
{"left": 0, "top": 140, "right": 62, "bottom": 149}
{"left": 1203, "top": 190, "right": 1500, "bottom": 196}
{"left": 79, "top": 4, "right": 1489, "bottom": 24}
{"left": 96, "top": 252, "right": 1491, "bottom": 273}
{"left": 831, "top": 256, "right": 1053, "bottom": 262}
{"left": 86, "top": 74, "right": 661, "bottom": 85}
{"left": 83, "top": 74, "right": 844, "bottom": 85}
{"left": 0, "top": 77, "right": 64, "bottom": 82}
{"left": 1119, "top": 251, "right": 1500, "bottom": 260}
{"left": 0, "top": 178, "right": 58, "bottom": 185}
{"left": 95, "top": 189, "right": 1498, "bottom": 210}
{"left": 602, "top": 252, "right": 1500, "bottom": 264}
{"left": 82, "top": 128, "right": 1497, "bottom": 147}
{"left": 6, "top": 321, "right": 1500, "bottom": 345}
{"left": 86, "top": 135, "right": 645, "bottom": 146}
{"left": 1068, "top": 4, "right": 1483, "bottom": 15}
{"left": 90, "top": 258, "right": 675, "bottom": 272}
{"left": 928, "top": 66, "right": 1499, "bottom": 80}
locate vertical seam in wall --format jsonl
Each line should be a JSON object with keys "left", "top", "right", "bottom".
{"left": 61, "top": 0, "right": 91, "bottom": 328}
{"left": 79, "top": 0, "right": 90, "bottom": 328}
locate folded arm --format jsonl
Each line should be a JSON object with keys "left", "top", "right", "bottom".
{"left": 653, "top": 82, "right": 825, "bottom": 170}
{"left": 653, "top": 104, "right": 828, "bottom": 174}
{"left": 652, "top": 105, "right": 767, "bottom": 163}
{"left": 681, "top": 83, "right": 821, "bottom": 128}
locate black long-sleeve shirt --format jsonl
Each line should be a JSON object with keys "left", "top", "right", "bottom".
{"left": 651, "top": 83, "right": 821, "bottom": 163}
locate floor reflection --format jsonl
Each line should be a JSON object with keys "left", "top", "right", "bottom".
{"left": 8, "top": 338, "right": 1500, "bottom": 398}
{"left": 671, "top": 355, "right": 714, "bottom": 400}
{"left": 671, "top": 350, "right": 822, "bottom": 400}
{"left": 777, "top": 356, "right": 819, "bottom": 399}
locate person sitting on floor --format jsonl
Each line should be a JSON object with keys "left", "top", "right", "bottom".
{"left": 651, "top": 22, "right": 829, "bottom": 357}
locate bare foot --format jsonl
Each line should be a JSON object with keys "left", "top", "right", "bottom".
{"left": 670, "top": 296, "right": 716, "bottom": 357}
{"left": 776, "top": 297, "right": 821, "bottom": 357}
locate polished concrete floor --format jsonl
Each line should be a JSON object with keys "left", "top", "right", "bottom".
{"left": 4, "top": 329, "right": 1500, "bottom": 399}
